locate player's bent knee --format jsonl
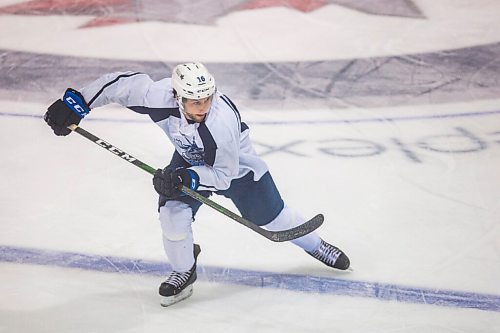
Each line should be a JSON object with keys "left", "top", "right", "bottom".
{"left": 159, "top": 202, "right": 193, "bottom": 241}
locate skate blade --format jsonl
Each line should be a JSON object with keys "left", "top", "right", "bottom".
{"left": 160, "top": 285, "right": 193, "bottom": 307}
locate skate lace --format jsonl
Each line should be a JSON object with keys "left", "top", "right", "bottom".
{"left": 165, "top": 271, "right": 191, "bottom": 288}
{"left": 312, "top": 241, "right": 342, "bottom": 266}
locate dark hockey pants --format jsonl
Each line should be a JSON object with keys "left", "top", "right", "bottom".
{"left": 158, "top": 153, "right": 284, "bottom": 226}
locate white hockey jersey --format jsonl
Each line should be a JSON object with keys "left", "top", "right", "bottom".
{"left": 80, "top": 71, "right": 269, "bottom": 191}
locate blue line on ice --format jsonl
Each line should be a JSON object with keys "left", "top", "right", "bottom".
{"left": 1, "top": 109, "right": 500, "bottom": 125}
{"left": 1, "top": 245, "right": 499, "bottom": 312}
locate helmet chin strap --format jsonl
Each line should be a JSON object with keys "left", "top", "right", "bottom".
{"left": 175, "top": 95, "right": 185, "bottom": 113}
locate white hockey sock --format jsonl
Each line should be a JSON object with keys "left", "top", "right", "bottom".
{"left": 162, "top": 234, "right": 195, "bottom": 272}
{"left": 264, "top": 205, "right": 321, "bottom": 252}
{"left": 159, "top": 201, "right": 196, "bottom": 272}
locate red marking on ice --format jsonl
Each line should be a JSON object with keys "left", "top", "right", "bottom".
{"left": 0, "top": 0, "right": 329, "bottom": 28}
{"left": 79, "top": 16, "right": 135, "bottom": 28}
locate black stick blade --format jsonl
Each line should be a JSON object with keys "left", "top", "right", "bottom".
{"left": 263, "top": 214, "right": 324, "bottom": 242}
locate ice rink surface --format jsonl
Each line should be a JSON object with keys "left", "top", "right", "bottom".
{"left": 1, "top": 0, "right": 499, "bottom": 332}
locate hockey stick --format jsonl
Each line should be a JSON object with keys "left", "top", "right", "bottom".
{"left": 67, "top": 124, "right": 323, "bottom": 242}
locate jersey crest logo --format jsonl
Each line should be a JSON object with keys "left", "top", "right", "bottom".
{"left": 175, "top": 134, "right": 204, "bottom": 166}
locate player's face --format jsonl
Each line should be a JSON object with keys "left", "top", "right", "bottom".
{"left": 182, "top": 95, "right": 214, "bottom": 123}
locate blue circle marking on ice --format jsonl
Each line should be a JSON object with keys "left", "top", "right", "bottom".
{"left": 1, "top": 245, "right": 499, "bottom": 312}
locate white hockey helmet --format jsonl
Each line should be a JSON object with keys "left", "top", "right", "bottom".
{"left": 171, "top": 62, "right": 216, "bottom": 100}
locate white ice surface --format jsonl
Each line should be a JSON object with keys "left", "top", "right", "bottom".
{"left": 1, "top": 263, "right": 498, "bottom": 333}
{"left": 0, "top": 1, "right": 499, "bottom": 332}
{"left": 1, "top": 98, "right": 499, "bottom": 331}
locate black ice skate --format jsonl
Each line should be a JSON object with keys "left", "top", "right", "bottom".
{"left": 307, "top": 239, "right": 350, "bottom": 270}
{"left": 159, "top": 243, "right": 201, "bottom": 307}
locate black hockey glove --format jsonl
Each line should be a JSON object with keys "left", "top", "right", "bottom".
{"left": 153, "top": 167, "right": 200, "bottom": 199}
{"left": 44, "top": 88, "right": 90, "bottom": 136}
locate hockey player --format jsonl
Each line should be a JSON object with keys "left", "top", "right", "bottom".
{"left": 44, "top": 63, "right": 350, "bottom": 306}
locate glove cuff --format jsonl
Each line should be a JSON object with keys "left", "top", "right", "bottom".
{"left": 63, "top": 88, "right": 90, "bottom": 118}
{"left": 180, "top": 169, "right": 200, "bottom": 191}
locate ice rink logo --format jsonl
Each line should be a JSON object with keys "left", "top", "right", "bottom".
{"left": 0, "top": 0, "right": 422, "bottom": 28}
{"left": 254, "top": 127, "right": 499, "bottom": 164}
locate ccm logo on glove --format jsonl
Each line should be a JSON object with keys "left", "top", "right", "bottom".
{"left": 63, "top": 89, "right": 90, "bottom": 118}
